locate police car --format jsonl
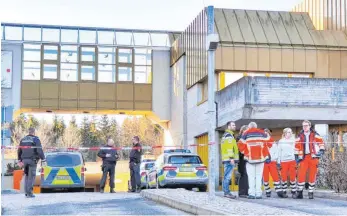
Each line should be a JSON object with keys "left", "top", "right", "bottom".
{"left": 147, "top": 149, "right": 208, "bottom": 191}
{"left": 140, "top": 160, "right": 155, "bottom": 189}
{"left": 39, "top": 150, "right": 86, "bottom": 192}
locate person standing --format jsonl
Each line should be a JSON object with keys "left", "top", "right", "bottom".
{"left": 17, "top": 128, "right": 45, "bottom": 198}
{"left": 236, "top": 125, "right": 249, "bottom": 198}
{"left": 294, "top": 120, "right": 325, "bottom": 199}
{"left": 278, "top": 128, "right": 297, "bottom": 198}
{"left": 238, "top": 122, "right": 273, "bottom": 199}
{"left": 263, "top": 129, "right": 283, "bottom": 198}
{"left": 129, "top": 136, "right": 142, "bottom": 193}
{"left": 221, "top": 121, "right": 239, "bottom": 199}
{"left": 98, "top": 138, "right": 119, "bottom": 193}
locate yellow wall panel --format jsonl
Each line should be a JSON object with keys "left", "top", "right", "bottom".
{"left": 281, "top": 47, "right": 294, "bottom": 72}
{"left": 40, "top": 99, "right": 59, "bottom": 109}
{"left": 22, "top": 99, "right": 40, "bottom": 108}
{"left": 305, "top": 48, "right": 317, "bottom": 73}
{"left": 22, "top": 81, "right": 40, "bottom": 99}
{"left": 258, "top": 47, "right": 270, "bottom": 71}
{"left": 234, "top": 46, "right": 246, "bottom": 70}
{"left": 79, "top": 100, "right": 97, "bottom": 109}
{"left": 341, "top": 50, "right": 347, "bottom": 79}
{"left": 270, "top": 47, "right": 282, "bottom": 71}
{"left": 246, "top": 47, "right": 258, "bottom": 71}
{"left": 293, "top": 49, "right": 306, "bottom": 72}
{"left": 134, "top": 84, "right": 152, "bottom": 101}
{"left": 117, "top": 101, "right": 134, "bottom": 110}
{"left": 40, "top": 81, "right": 59, "bottom": 99}
{"left": 79, "top": 83, "right": 97, "bottom": 100}
{"left": 97, "top": 101, "right": 116, "bottom": 109}
{"left": 221, "top": 46, "right": 234, "bottom": 71}
{"left": 197, "top": 134, "right": 209, "bottom": 167}
{"left": 316, "top": 49, "right": 329, "bottom": 78}
{"left": 329, "top": 50, "right": 341, "bottom": 78}
{"left": 98, "top": 84, "right": 116, "bottom": 101}
{"left": 134, "top": 102, "right": 152, "bottom": 110}
{"left": 117, "top": 84, "right": 134, "bottom": 101}
{"left": 60, "top": 83, "right": 78, "bottom": 100}
{"left": 60, "top": 100, "right": 78, "bottom": 109}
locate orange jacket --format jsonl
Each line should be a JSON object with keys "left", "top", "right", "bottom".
{"left": 295, "top": 129, "right": 325, "bottom": 159}
{"left": 237, "top": 128, "right": 273, "bottom": 163}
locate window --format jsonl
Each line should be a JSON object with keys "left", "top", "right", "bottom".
{"left": 81, "top": 65, "right": 95, "bottom": 81}
{"left": 98, "top": 47, "right": 116, "bottom": 82}
{"left": 81, "top": 47, "right": 96, "bottom": 62}
{"left": 118, "top": 48, "right": 132, "bottom": 63}
{"left": 24, "top": 27, "right": 41, "bottom": 41}
{"left": 134, "top": 49, "right": 152, "bottom": 83}
{"left": 133, "top": 33, "right": 150, "bottom": 46}
{"left": 46, "top": 154, "right": 82, "bottom": 167}
{"left": 43, "top": 64, "right": 58, "bottom": 79}
{"left": 61, "top": 46, "right": 78, "bottom": 81}
{"left": 61, "top": 29, "right": 78, "bottom": 43}
{"left": 42, "top": 28, "right": 60, "bottom": 42}
{"left": 79, "top": 30, "right": 96, "bottom": 44}
{"left": 98, "top": 30, "right": 115, "bottom": 45}
{"left": 150, "top": 33, "right": 169, "bottom": 46}
{"left": 198, "top": 79, "right": 208, "bottom": 103}
{"left": 118, "top": 66, "right": 132, "bottom": 81}
{"left": 116, "top": 32, "right": 133, "bottom": 45}
{"left": 168, "top": 155, "right": 202, "bottom": 164}
{"left": 43, "top": 45, "right": 58, "bottom": 60}
{"left": 22, "top": 44, "right": 41, "bottom": 80}
{"left": 4, "top": 26, "right": 22, "bottom": 40}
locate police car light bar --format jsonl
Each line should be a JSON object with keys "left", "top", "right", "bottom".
{"left": 164, "top": 149, "right": 191, "bottom": 153}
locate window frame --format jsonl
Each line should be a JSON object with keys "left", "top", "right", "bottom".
{"left": 41, "top": 43, "right": 60, "bottom": 80}
{"left": 134, "top": 48, "right": 152, "bottom": 84}
{"left": 98, "top": 46, "right": 117, "bottom": 83}
{"left": 116, "top": 47, "right": 134, "bottom": 83}
{"left": 79, "top": 45, "right": 98, "bottom": 82}
{"left": 22, "top": 43, "right": 41, "bottom": 81}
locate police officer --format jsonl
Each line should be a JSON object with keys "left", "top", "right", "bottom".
{"left": 129, "top": 136, "right": 142, "bottom": 193}
{"left": 98, "top": 138, "right": 119, "bottom": 193}
{"left": 17, "top": 127, "right": 45, "bottom": 198}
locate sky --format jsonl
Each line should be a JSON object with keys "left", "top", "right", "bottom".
{"left": 1, "top": 0, "right": 303, "bottom": 31}
{"left": 1, "top": 0, "right": 303, "bottom": 125}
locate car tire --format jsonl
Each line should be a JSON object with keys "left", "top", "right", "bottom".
{"left": 198, "top": 185, "right": 207, "bottom": 192}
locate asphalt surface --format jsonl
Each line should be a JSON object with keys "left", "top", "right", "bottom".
{"left": 1, "top": 192, "right": 190, "bottom": 215}
{"left": 216, "top": 192, "right": 347, "bottom": 215}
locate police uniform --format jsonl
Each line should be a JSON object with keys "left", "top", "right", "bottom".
{"left": 129, "top": 143, "right": 142, "bottom": 192}
{"left": 97, "top": 146, "right": 119, "bottom": 192}
{"left": 17, "top": 134, "right": 45, "bottom": 198}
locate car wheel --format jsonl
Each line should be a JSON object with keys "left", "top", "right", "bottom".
{"left": 198, "top": 185, "right": 207, "bottom": 192}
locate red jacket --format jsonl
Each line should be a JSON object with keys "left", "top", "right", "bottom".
{"left": 237, "top": 128, "right": 273, "bottom": 163}
{"left": 295, "top": 129, "right": 325, "bottom": 159}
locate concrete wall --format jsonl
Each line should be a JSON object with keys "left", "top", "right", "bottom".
{"left": 1, "top": 44, "right": 22, "bottom": 110}
{"left": 167, "top": 56, "right": 186, "bottom": 147}
{"left": 217, "top": 77, "right": 347, "bottom": 127}
{"left": 187, "top": 84, "right": 209, "bottom": 148}
{"left": 152, "top": 50, "right": 171, "bottom": 121}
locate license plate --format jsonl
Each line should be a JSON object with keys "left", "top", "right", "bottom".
{"left": 180, "top": 168, "right": 193, "bottom": 172}
{"left": 56, "top": 176, "right": 70, "bottom": 180}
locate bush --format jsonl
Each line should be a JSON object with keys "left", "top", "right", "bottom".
{"left": 316, "top": 147, "right": 347, "bottom": 193}
{"left": 6, "top": 162, "right": 22, "bottom": 175}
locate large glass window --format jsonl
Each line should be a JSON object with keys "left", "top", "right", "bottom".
{"left": 118, "top": 66, "right": 132, "bottom": 82}
{"left": 61, "top": 63, "right": 78, "bottom": 81}
{"left": 133, "top": 33, "right": 150, "bottom": 46}
{"left": 150, "top": 33, "right": 169, "bottom": 46}
{"left": 43, "top": 64, "right": 58, "bottom": 79}
{"left": 43, "top": 45, "right": 58, "bottom": 61}
{"left": 61, "top": 29, "right": 78, "bottom": 43}
{"left": 4, "top": 26, "right": 22, "bottom": 40}
{"left": 42, "top": 28, "right": 60, "bottom": 42}
{"left": 24, "top": 27, "right": 41, "bottom": 41}
{"left": 98, "top": 30, "right": 115, "bottom": 45}
{"left": 118, "top": 48, "right": 132, "bottom": 63}
{"left": 61, "top": 45, "right": 78, "bottom": 63}
{"left": 42, "top": 44, "right": 59, "bottom": 80}
{"left": 98, "top": 47, "right": 116, "bottom": 82}
{"left": 79, "top": 30, "right": 96, "bottom": 44}
{"left": 23, "top": 44, "right": 41, "bottom": 80}
{"left": 81, "top": 65, "right": 96, "bottom": 81}
{"left": 81, "top": 47, "right": 96, "bottom": 62}
{"left": 134, "top": 49, "right": 152, "bottom": 83}
{"left": 116, "top": 32, "right": 133, "bottom": 45}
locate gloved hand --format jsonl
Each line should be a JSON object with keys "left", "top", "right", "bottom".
{"left": 265, "top": 158, "right": 271, "bottom": 164}
{"left": 276, "top": 163, "right": 281, "bottom": 169}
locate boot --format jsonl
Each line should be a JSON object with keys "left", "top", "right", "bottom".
{"left": 266, "top": 192, "right": 271, "bottom": 197}
{"left": 110, "top": 189, "right": 116, "bottom": 193}
{"left": 277, "top": 191, "right": 284, "bottom": 198}
{"left": 224, "top": 193, "right": 236, "bottom": 199}
{"left": 293, "top": 191, "right": 303, "bottom": 199}
{"left": 100, "top": 188, "right": 104, "bottom": 193}
{"left": 308, "top": 192, "right": 314, "bottom": 199}
{"left": 26, "top": 193, "right": 35, "bottom": 198}
{"left": 282, "top": 191, "right": 288, "bottom": 198}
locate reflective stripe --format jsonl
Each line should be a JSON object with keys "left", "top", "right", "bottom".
{"left": 66, "top": 168, "right": 82, "bottom": 184}
{"left": 45, "top": 168, "right": 59, "bottom": 184}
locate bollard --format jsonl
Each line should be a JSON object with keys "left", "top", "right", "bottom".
{"left": 13, "top": 170, "right": 24, "bottom": 190}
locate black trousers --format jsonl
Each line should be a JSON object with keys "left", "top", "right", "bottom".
{"left": 238, "top": 152, "right": 249, "bottom": 196}
{"left": 100, "top": 163, "right": 116, "bottom": 189}
{"left": 129, "top": 162, "right": 141, "bottom": 190}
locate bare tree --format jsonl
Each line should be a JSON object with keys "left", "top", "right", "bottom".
{"left": 62, "top": 124, "right": 81, "bottom": 148}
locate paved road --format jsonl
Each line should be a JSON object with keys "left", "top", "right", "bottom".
{"left": 1, "top": 192, "right": 190, "bottom": 215}
{"left": 216, "top": 192, "right": 347, "bottom": 215}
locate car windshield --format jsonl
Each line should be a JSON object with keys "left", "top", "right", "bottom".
{"left": 145, "top": 162, "right": 154, "bottom": 170}
{"left": 46, "top": 154, "right": 82, "bottom": 167}
{"left": 168, "top": 155, "right": 202, "bottom": 164}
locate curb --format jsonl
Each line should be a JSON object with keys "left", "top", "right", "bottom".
{"left": 141, "top": 190, "right": 228, "bottom": 215}
{"left": 305, "top": 191, "right": 347, "bottom": 201}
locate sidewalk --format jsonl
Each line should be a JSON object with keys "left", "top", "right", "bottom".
{"left": 141, "top": 189, "right": 312, "bottom": 215}
{"left": 303, "top": 189, "right": 347, "bottom": 201}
